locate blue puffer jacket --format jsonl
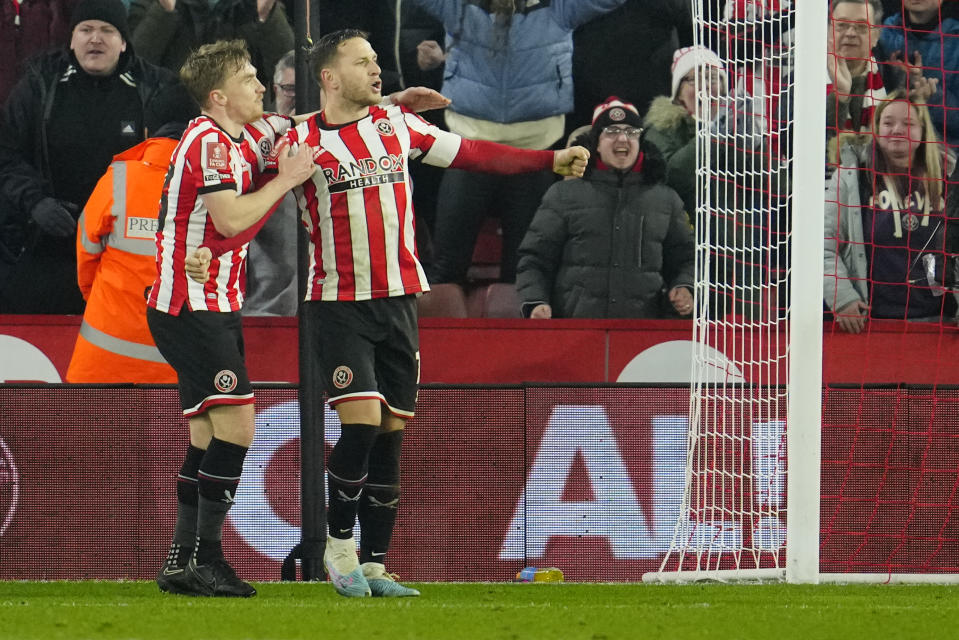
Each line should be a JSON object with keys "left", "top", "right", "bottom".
{"left": 411, "top": 0, "right": 626, "bottom": 123}
{"left": 878, "top": 14, "right": 959, "bottom": 148}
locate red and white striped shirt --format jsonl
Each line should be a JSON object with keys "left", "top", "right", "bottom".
{"left": 148, "top": 114, "right": 292, "bottom": 314}
{"left": 288, "top": 104, "right": 554, "bottom": 302}
{"left": 288, "top": 105, "right": 458, "bottom": 301}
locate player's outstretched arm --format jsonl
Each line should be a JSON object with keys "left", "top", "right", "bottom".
{"left": 552, "top": 146, "right": 590, "bottom": 178}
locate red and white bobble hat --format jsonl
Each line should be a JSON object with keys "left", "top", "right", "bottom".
{"left": 590, "top": 96, "right": 642, "bottom": 134}
{"left": 670, "top": 45, "right": 727, "bottom": 100}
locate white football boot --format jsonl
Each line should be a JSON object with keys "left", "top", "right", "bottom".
{"left": 324, "top": 536, "right": 371, "bottom": 597}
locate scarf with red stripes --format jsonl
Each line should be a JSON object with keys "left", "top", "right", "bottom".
{"left": 827, "top": 55, "right": 886, "bottom": 132}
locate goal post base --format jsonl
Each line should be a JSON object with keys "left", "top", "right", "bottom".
{"left": 642, "top": 568, "right": 785, "bottom": 584}
{"left": 642, "top": 570, "right": 959, "bottom": 584}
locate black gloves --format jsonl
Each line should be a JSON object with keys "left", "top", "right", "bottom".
{"left": 31, "top": 198, "right": 79, "bottom": 237}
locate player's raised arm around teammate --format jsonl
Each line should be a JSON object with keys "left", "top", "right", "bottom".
{"left": 202, "top": 139, "right": 314, "bottom": 237}
{"left": 184, "top": 55, "right": 314, "bottom": 237}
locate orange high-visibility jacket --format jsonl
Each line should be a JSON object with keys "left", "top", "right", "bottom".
{"left": 66, "top": 137, "right": 178, "bottom": 383}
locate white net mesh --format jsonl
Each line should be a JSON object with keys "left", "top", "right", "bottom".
{"left": 653, "top": 0, "right": 795, "bottom": 579}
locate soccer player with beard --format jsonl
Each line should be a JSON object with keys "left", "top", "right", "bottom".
{"left": 147, "top": 39, "right": 316, "bottom": 597}
{"left": 288, "top": 29, "right": 588, "bottom": 598}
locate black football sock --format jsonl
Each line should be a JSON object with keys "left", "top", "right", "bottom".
{"left": 327, "top": 423, "right": 379, "bottom": 539}
{"left": 359, "top": 429, "right": 403, "bottom": 565}
{"left": 196, "top": 437, "right": 248, "bottom": 564}
{"left": 165, "top": 444, "right": 204, "bottom": 569}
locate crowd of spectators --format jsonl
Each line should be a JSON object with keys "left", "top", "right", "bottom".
{"left": 826, "top": 0, "right": 959, "bottom": 333}
{"left": 4, "top": 0, "right": 959, "bottom": 335}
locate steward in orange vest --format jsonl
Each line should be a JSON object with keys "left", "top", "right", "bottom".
{"left": 66, "top": 134, "right": 179, "bottom": 382}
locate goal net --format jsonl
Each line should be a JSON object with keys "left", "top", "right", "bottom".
{"left": 646, "top": 0, "right": 959, "bottom": 583}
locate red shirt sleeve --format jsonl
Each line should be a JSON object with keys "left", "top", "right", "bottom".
{"left": 449, "top": 138, "right": 554, "bottom": 174}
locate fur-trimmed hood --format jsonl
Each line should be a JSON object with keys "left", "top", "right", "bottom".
{"left": 642, "top": 95, "right": 693, "bottom": 133}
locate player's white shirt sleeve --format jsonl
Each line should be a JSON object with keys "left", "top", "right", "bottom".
{"left": 402, "top": 111, "right": 462, "bottom": 168}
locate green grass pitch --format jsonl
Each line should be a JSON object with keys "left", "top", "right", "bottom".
{"left": 1, "top": 581, "right": 957, "bottom": 640}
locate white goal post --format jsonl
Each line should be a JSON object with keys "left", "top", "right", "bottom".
{"left": 785, "top": 0, "right": 825, "bottom": 585}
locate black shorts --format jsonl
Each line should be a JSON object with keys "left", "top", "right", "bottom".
{"left": 146, "top": 306, "right": 253, "bottom": 417}
{"left": 302, "top": 295, "right": 420, "bottom": 418}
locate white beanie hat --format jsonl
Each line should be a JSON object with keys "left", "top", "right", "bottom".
{"left": 670, "top": 45, "right": 728, "bottom": 100}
